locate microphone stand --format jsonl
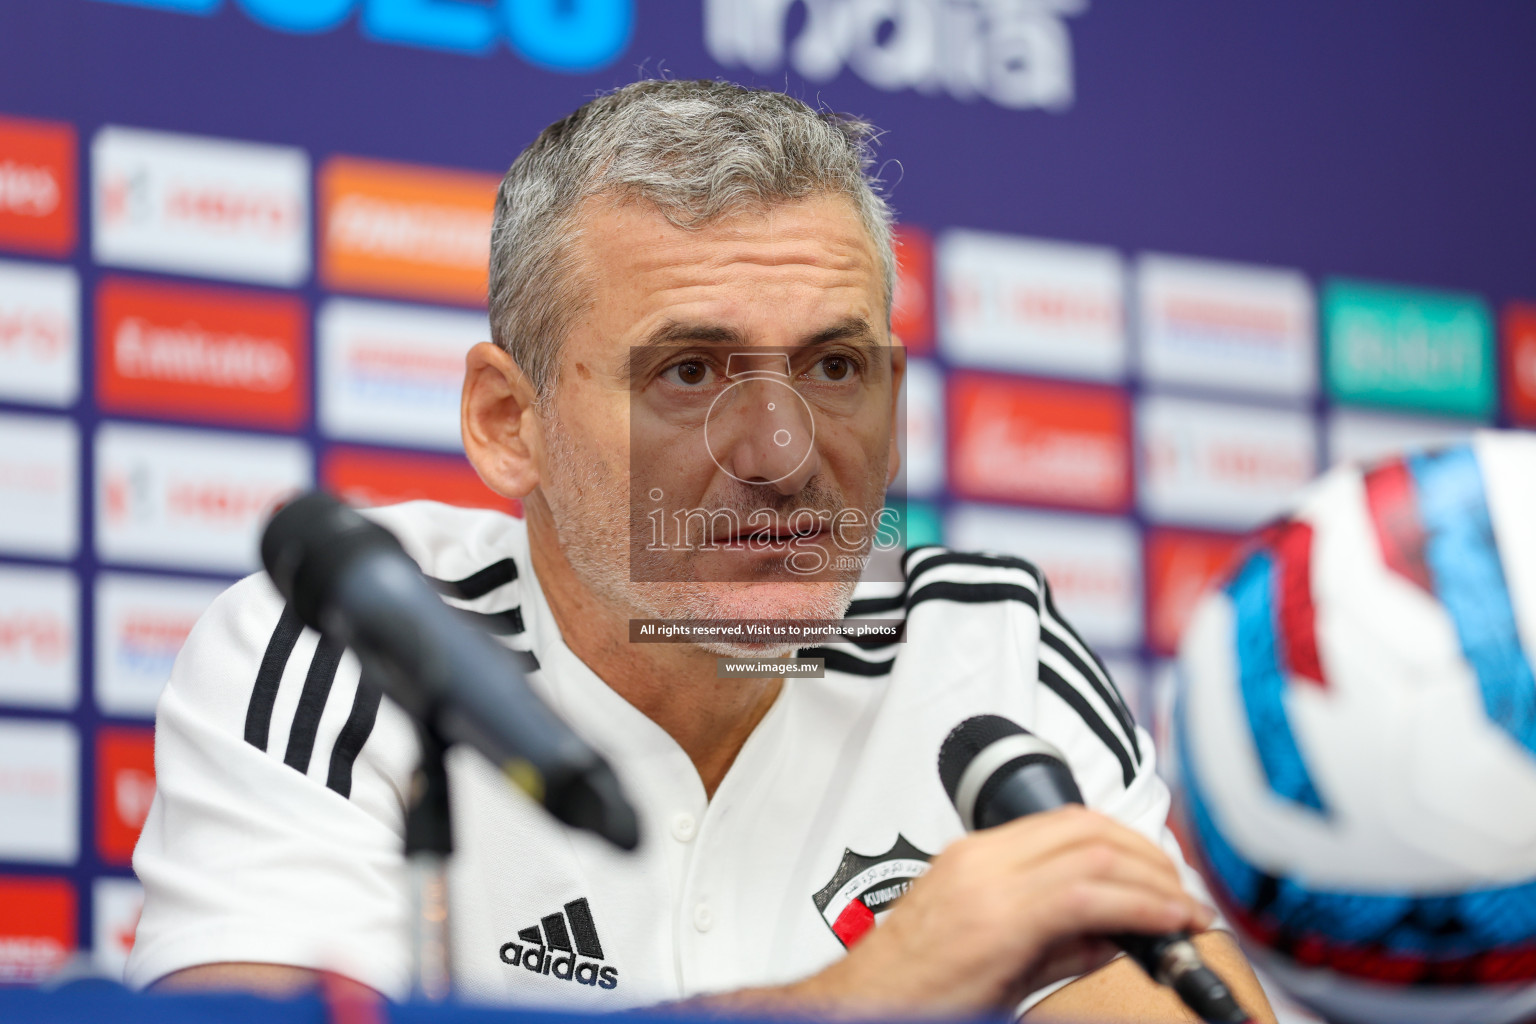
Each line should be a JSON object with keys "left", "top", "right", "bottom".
{"left": 405, "top": 720, "right": 453, "bottom": 1002}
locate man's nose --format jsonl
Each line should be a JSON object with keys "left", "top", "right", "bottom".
{"left": 712, "top": 378, "right": 820, "bottom": 496}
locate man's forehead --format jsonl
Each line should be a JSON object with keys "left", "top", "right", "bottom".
{"left": 573, "top": 192, "right": 881, "bottom": 277}
{"left": 566, "top": 193, "right": 887, "bottom": 357}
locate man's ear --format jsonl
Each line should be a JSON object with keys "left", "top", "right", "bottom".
{"left": 885, "top": 337, "right": 907, "bottom": 487}
{"left": 462, "top": 341, "right": 544, "bottom": 499}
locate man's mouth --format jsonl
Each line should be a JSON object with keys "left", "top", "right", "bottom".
{"left": 724, "top": 522, "right": 825, "bottom": 549}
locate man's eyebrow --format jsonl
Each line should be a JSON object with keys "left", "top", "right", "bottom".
{"left": 636, "top": 320, "right": 749, "bottom": 348}
{"left": 634, "top": 316, "right": 881, "bottom": 350}
{"left": 624, "top": 316, "right": 886, "bottom": 383}
{"left": 804, "top": 316, "right": 880, "bottom": 348}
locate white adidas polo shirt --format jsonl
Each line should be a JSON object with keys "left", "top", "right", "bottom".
{"left": 127, "top": 501, "right": 1209, "bottom": 1013}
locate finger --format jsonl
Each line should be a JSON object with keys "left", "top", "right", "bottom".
{"left": 1035, "top": 878, "right": 1212, "bottom": 941}
{"left": 990, "top": 835, "right": 1208, "bottom": 935}
{"left": 979, "top": 807, "right": 1186, "bottom": 888}
{"left": 1062, "top": 835, "right": 1198, "bottom": 907}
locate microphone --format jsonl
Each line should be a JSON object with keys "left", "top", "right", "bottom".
{"left": 261, "top": 490, "right": 639, "bottom": 851}
{"left": 938, "top": 714, "right": 1250, "bottom": 1024}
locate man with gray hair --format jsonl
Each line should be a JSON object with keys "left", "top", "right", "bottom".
{"left": 128, "top": 80, "right": 1275, "bottom": 1022}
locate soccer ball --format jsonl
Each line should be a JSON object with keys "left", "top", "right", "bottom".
{"left": 1174, "top": 431, "right": 1536, "bottom": 1024}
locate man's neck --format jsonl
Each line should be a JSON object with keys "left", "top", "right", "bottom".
{"left": 525, "top": 509, "right": 781, "bottom": 800}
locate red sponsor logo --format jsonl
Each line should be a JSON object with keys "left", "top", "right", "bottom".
{"left": 947, "top": 282, "right": 1120, "bottom": 332}
{"left": 891, "top": 225, "right": 932, "bottom": 354}
{"left": 0, "top": 609, "right": 69, "bottom": 663}
{"left": 323, "top": 445, "right": 520, "bottom": 516}
{"left": 0, "top": 116, "right": 75, "bottom": 257}
{"left": 96, "top": 726, "right": 156, "bottom": 866}
{"left": 119, "top": 610, "right": 198, "bottom": 664}
{"left": 0, "top": 452, "right": 68, "bottom": 495}
{"left": 1039, "top": 556, "right": 1138, "bottom": 609}
{"left": 102, "top": 468, "right": 298, "bottom": 531}
{"left": 165, "top": 481, "right": 279, "bottom": 523}
{"left": 1145, "top": 436, "right": 1312, "bottom": 488}
{"left": 0, "top": 299, "right": 67, "bottom": 360}
{"left": 948, "top": 372, "right": 1131, "bottom": 511}
{"left": 1157, "top": 297, "right": 1299, "bottom": 343}
{"left": 96, "top": 277, "right": 307, "bottom": 429}
{"left": 0, "top": 876, "right": 75, "bottom": 983}
{"left": 1145, "top": 528, "right": 1245, "bottom": 655}
{"left": 101, "top": 173, "right": 300, "bottom": 238}
{"left": 1505, "top": 303, "right": 1536, "bottom": 426}
{"left": 346, "top": 342, "right": 464, "bottom": 380}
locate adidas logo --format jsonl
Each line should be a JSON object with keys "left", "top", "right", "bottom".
{"left": 498, "top": 897, "right": 618, "bottom": 989}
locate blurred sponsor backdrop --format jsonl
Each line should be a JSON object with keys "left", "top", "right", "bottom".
{"left": 1, "top": 0, "right": 1534, "bottom": 984}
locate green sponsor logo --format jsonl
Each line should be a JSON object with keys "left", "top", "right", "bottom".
{"left": 1323, "top": 280, "right": 1493, "bottom": 418}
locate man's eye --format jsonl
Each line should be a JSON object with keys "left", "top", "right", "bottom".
{"left": 665, "top": 361, "right": 713, "bottom": 386}
{"left": 810, "top": 356, "right": 855, "bottom": 381}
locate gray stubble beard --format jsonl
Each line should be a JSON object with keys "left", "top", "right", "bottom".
{"left": 539, "top": 409, "right": 864, "bottom": 658}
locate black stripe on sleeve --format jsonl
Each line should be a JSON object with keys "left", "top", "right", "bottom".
{"left": 900, "top": 545, "right": 945, "bottom": 575}
{"left": 1041, "top": 630, "right": 1140, "bottom": 766}
{"left": 283, "top": 634, "right": 345, "bottom": 774}
{"left": 905, "top": 550, "right": 1043, "bottom": 591}
{"left": 906, "top": 580, "right": 1040, "bottom": 613}
{"left": 244, "top": 604, "right": 305, "bottom": 752}
{"left": 427, "top": 558, "right": 518, "bottom": 600}
{"left": 458, "top": 605, "right": 525, "bottom": 636}
{"left": 804, "top": 647, "right": 895, "bottom": 677}
{"left": 1032, "top": 629, "right": 1142, "bottom": 764}
{"left": 326, "top": 675, "right": 384, "bottom": 799}
{"left": 1038, "top": 661, "right": 1136, "bottom": 788}
{"left": 1037, "top": 576, "right": 1141, "bottom": 763}
{"left": 845, "top": 594, "right": 905, "bottom": 617}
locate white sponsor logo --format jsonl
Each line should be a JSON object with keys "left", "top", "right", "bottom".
{"left": 92, "top": 126, "right": 310, "bottom": 286}
{"left": 0, "top": 160, "right": 60, "bottom": 218}
{"left": 112, "top": 765, "right": 156, "bottom": 835}
{"left": 939, "top": 230, "right": 1126, "bottom": 380}
{"left": 1325, "top": 408, "right": 1475, "bottom": 468}
{"left": 706, "top": 0, "right": 1087, "bottom": 112}
{"left": 951, "top": 380, "right": 1127, "bottom": 508}
{"left": 95, "top": 422, "right": 312, "bottom": 573}
{"left": 0, "top": 936, "right": 70, "bottom": 985}
{"left": 92, "top": 877, "right": 144, "bottom": 984}
{"left": 95, "top": 572, "right": 226, "bottom": 718}
{"left": 1137, "top": 394, "right": 1317, "bottom": 529}
{"left": 113, "top": 315, "right": 294, "bottom": 392}
{"left": 946, "top": 503, "right": 1141, "bottom": 648}
{"left": 901, "top": 359, "right": 944, "bottom": 497}
{"left": 0, "top": 260, "right": 78, "bottom": 408}
{"left": 0, "top": 719, "right": 78, "bottom": 864}
{"left": 1136, "top": 254, "right": 1316, "bottom": 398}
{"left": 0, "top": 413, "right": 79, "bottom": 559}
{"left": 0, "top": 567, "right": 77, "bottom": 710}
{"left": 328, "top": 194, "right": 488, "bottom": 269}
{"left": 319, "top": 298, "right": 481, "bottom": 451}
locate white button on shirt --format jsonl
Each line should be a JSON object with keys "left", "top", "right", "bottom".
{"left": 127, "top": 503, "right": 1213, "bottom": 1016}
{"left": 671, "top": 813, "right": 697, "bottom": 843}
{"left": 692, "top": 903, "right": 714, "bottom": 933}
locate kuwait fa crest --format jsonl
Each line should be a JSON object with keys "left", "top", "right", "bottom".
{"left": 811, "top": 835, "right": 932, "bottom": 948}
